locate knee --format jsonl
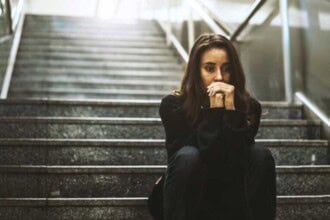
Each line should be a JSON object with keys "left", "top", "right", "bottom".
{"left": 176, "top": 146, "right": 200, "bottom": 163}
{"left": 171, "top": 146, "right": 201, "bottom": 171}
{"left": 250, "top": 143, "right": 275, "bottom": 167}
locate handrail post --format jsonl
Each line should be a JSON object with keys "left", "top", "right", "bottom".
{"left": 187, "top": 5, "right": 194, "bottom": 52}
{"left": 280, "top": 0, "right": 293, "bottom": 103}
{"left": 5, "top": 0, "right": 13, "bottom": 34}
{"left": 0, "top": 0, "right": 25, "bottom": 99}
{"left": 94, "top": 0, "right": 100, "bottom": 18}
{"left": 166, "top": 0, "right": 172, "bottom": 46}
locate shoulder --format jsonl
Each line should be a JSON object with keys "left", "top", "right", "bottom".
{"left": 247, "top": 96, "right": 262, "bottom": 115}
{"left": 159, "top": 93, "right": 183, "bottom": 116}
{"left": 160, "top": 92, "right": 182, "bottom": 107}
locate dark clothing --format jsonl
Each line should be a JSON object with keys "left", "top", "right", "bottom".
{"left": 163, "top": 146, "right": 205, "bottom": 220}
{"left": 148, "top": 94, "right": 276, "bottom": 220}
{"left": 159, "top": 94, "right": 260, "bottom": 161}
{"left": 159, "top": 94, "right": 261, "bottom": 178}
{"left": 161, "top": 143, "right": 276, "bottom": 220}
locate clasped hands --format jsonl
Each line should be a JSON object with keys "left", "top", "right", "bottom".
{"left": 207, "top": 81, "right": 235, "bottom": 110}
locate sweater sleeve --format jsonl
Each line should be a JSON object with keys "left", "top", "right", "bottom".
{"left": 197, "top": 98, "right": 262, "bottom": 170}
{"left": 222, "top": 98, "right": 261, "bottom": 146}
{"left": 196, "top": 107, "right": 226, "bottom": 166}
{"left": 159, "top": 95, "right": 197, "bottom": 158}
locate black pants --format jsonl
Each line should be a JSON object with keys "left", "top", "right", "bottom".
{"left": 162, "top": 143, "right": 276, "bottom": 220}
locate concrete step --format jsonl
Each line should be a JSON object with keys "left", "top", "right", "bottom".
{"left": 1, "top": 196, "right": 329, "bottom": 220}
{"left": 21, "top": 33, "right": 165, "bottom": 42}
{"left": 0, "top": 139, "right": 327, "bottom": 166}
{"left": 1, "top": 165, "right": 329, "bottom": 197}
{"left": 8, "top": 88, "right": 169, "bottom": 99}
{"left": 18, "top": 45, "right": 174, "bottom": 55}
{"left": 0, "top": 117, "right": 321, "bottom": 139}
{"left": 20, "top": 38, "right": 168, "bottom": 49}
{"left": 14, "top": 59, "right": 182, "bottom": 71}
{"left": 23, "top": 16, "right": 161, "bottom": 34}
{"left": 24, "top": 24, "right": 160, "bottom": 33}
{"left": 10, "top": 78, "right": 179, "bottom": 91}
{"left": 24, "top": 18, "right": 159, "bottom": 27}
{"left": 25, "top": 14, "right": 157, "bottom": 25}
{"left": 0, "top": 99, "right": 303, "bottom": 119}
{"left": 16, "top": 51, "right": 178, "bottom": 62}
{"left": 23, "top": 29, "right": 162, "bottom": 36}
{"left": 24, "top": 19, "right": 160, "bottom": 30}
{"left": 12, "top": 70, "right": 182, "bottom": 81}
{"left": 13, "top": 67, "right": 181, "bottom": 77}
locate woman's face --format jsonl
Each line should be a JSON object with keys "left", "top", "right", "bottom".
{"left": 200, "top": 48, "right": 231, "bottom": 88}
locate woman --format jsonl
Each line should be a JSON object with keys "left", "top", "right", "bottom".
{"left": 148, "top": 33, "right": 276, "bottom": 220}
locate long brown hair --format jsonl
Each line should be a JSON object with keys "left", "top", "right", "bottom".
{"left": 175, "top": 33, "right": 251, "bottom": 126}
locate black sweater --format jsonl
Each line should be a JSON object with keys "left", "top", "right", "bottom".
{"left": 159, "top": 94, "right": 262, "bottom": 180}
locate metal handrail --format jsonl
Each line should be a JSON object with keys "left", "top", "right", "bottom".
{"left": 295, "top": 92, "right": 330, "bottom": 128}
{"left": 0, "top": 0, "right": 24, "bottom": 38}
{"left": 231, "top": 0, "right": 266, "bottom": 41}
{"left": 280, "top": 0, "right": 293, "bottom": 103}
{"left": 161, "top": 0, "right": 268, "bottom": 63}
{"left": 10, "top": 0, "right": 24, "bottom": 32}
{"left": 189, "top": 0, "right": 295, "bottom": 105}
{"left": 5, "top": 0, "right": 13, "bottom": 34}
{"left": 0, "top": 1, "right": 25, "bottom": 99}
{"left": 157, "top": 21, "right": 189, "bottom": 63}
{"left": 188, "top": 0, "right": 230, "bottom": 38}
{"left": 196, "top": 0, "right": 266, "bottom": 41}
{"left": 0, "top": 34, "right": 11, "bottom": 44}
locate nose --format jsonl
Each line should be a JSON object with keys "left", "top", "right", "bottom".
{"left": 215, "top": 67, "right": 222, "bottom": 81}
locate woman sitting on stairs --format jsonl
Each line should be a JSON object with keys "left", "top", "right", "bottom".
{"left": 148, "top": 33, "right": 276, "bottom": 220}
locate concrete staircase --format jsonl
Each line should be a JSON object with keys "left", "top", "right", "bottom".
{"left": 8, "top": 15, "right": 182, "bottom": 99}
{"left": 0, "top": 14, "right": 329, "bottom": 219}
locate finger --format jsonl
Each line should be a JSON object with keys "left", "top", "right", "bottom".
{"left": 208, "top": 81, "right": 227, "bottom": 88}
{"left": 210, "top": 88, "right": 214, "bottom": 97}
{"left": 213, "top": 85, "right": 234, "bottom": 95}
{"left": 208, "top": 89, "right": 212, "bottom": 96}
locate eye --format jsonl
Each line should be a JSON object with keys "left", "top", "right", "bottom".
{"left": 204, "top": 64, "right": 215, "bottom": 73}
{"left": 221, "top": 64, "right": 231, "bottom": 73}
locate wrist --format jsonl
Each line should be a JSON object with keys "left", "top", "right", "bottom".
{"left": 210, "top": 93, "right": 224, "bottom": 108}
{"left": 225, "top": 104, "right": 235, "bottom": 110}
{"left": 224, "top": 94, "right": 235, "bottom": 110}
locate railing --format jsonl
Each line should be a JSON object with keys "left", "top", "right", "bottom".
{"left": 279, "top": 0, "right": 293, "bottom": 103}
{"left": 156, "top": 0, "right": 296, "bottom": 104}
{"left": 196, "top": 0, "right": 267, "bottom": 41}
{"left": 295, "top": 92, "right": 330, "bottom": 142}
{"left": 0, "top": 0, "right": 25, "bottom": 99}
{"left": 9, "top": 0, "right": 24, "bottom": 33}
{"left": 0, "top": 0, "right": 24, "bottom": 39}
{"left": 158, "top": 0, "right": 268, "bottom": 56}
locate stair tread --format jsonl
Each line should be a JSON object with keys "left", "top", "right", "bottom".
{"left": 0, "top": 116, "right": 321, "bottom": 125}
{"left": 0, "top": 138, "right": 327, "bottom": 146}
{"left": 1, "top": 195, "right": 330, "bottom": 206}
{"left": 13, "top": 69, "right": 181, "bottom": 77}
{"left": 1, "top": 164, "right": 330, "bottom": 173}
{"left": 9, "top": 88, "right": 170, "bottom": 95}
{"left": 21, "top": 32, "right": 164, "bottom": 40}
{"left": 16, "top": 53, "right": 176, "bottom": 62}
{"left": 17, "top": 46, "right": 173, "bottom": 54}
{"left": 0, "top": 98, "right": 303, "bottom": 107}
{"left": 20, "top": 39, "right": 168, "bottom": 47}
{"left": 12, "top": 78, "right": 179, "bottom": 85}
{"left": 15, "top": 60, "right": 182, "bottom": 68}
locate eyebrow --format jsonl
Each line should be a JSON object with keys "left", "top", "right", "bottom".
{"left": 202, "top": 61, "right": 229, "bottom": 65}
{"left": 203, "top": 62, "right": 215, "bottom": 65}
